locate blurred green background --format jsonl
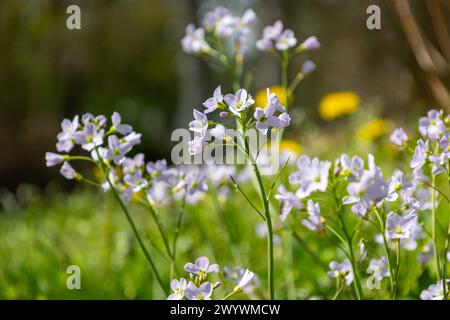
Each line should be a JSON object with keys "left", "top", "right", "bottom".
{"left": 1, "top": 0, "right": 449, "bottom": 299}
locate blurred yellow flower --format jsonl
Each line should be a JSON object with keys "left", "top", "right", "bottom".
{"left": 319, "top": 91, "right": 360, "bottom": 120}
{"left": 255, "top": 86, "right": 287, "bottom": 108}
{"left": 357, "top": 119, "right": 391, "bottom": 141}
{"left": 279, "top": 139, "right": 302, "bottom": 155}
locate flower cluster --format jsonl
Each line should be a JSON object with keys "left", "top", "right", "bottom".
{"left": 46, "top": 112, "right": 210, "bottom": 206}
{"left": 256, "top": 20, "right": 320, "bottom": 52}
{"left": 187, "top": 86, "right": 291, "bottom": 156}
{"left": 182, "top": 7, "right": 256, "bottom": 55}
{"left": 168, "top": 256, "right": 255, "bottom": 300}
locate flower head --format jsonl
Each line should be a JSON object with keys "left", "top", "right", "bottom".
{"left": 274, "top": 184, "right": 302, "bottom": 221}
{"left": 182, "top": 24, "right": 210, "bottom": 54}
{"left": 289, "top": 155, "right": 331, "bottom": 199}
{"left": 327, "top": 259, "right": 354, "bottom": 286}
{"left": 419, "top": 109, "right": 445, "bottom": 141}
{"left": 104, "top": 135, "right": 132, "bottom": 165}
{"left": 184, "top": 282, "right": 213, "bottom": 300}
{"left": 301, "top": 200, "right": 324, "bottom": 233}
{"left": 167, "top": 278, "right": 187, "bottom": 300}
{"left": 184, "top": 256, "right": 219, "bottom": 280}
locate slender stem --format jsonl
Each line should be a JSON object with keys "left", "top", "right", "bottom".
{"left": 171, "top": 189, "right": 187, "bottom": 279}
{"left": 393, "top": 239, "right": 401, "bottom": 299}
{"left": 223, "top": 291, "right": 236, "bottom": 300}
{"left": 281, "top": 51, "right": 289, "bottom": 109}
{"left": 244, "top": 136, "right": 274, "bottom": 300}
{"left": 95, "top": 148, "right": 167, "bottom": 295}
{"left": 229, "top": 175, "right": 265, "bottom": 220}
{"left": 431, "top": 174, "right": 442, "bottom": 282}
{"left": 443, "top": 164, "right": 450, "bottom": 299}
{"left": 145, "top": 200, "right": 172, "bottom": 259}
{"left": 332, "top": 278, "right": 343, "bottom": 300}
{"left": 332, "top": 188, "right": 363, "bottom": 299}
{"left": 373, "top": 207, "right": 395, "bottom": 298}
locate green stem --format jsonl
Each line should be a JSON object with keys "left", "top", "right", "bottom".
{"left": 244, "top": 136, "right": 274, "bottom": 300}
{"left": 374, "top": 207, "right": 395, "bottom": 298}
{"left": 170, "top": 189, "right": 187, "bottom": 279}
{"left": 145, "top": 200, "right": 172, "bottom": 259}
{"left": 431, "top": 174, "right": 442, "bottom": 282}
{"left": 95, "top": 150, "right": 167, "bottom": 295}
{"left": 393, "top": 239, "right": 401, "bottom": 299}
{"left": 281, "top": 51, "right": 289, "bottom": 109}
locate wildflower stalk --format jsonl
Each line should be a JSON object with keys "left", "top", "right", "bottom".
{"left": 145, "top": 201, "right": 172, "bottom": 260}
{"left": 332, "top": 278, "right": 344, "bottom": 300}
{"left": 95, "top": 148, "right": 167, "bottom": 295}
{"left": 331, "top": 181, "right": 363, "bottom": 299}
{"left": 373, "top": 207, "right": 396, "bottom": 298}
{"left": 170, "top": 187, "right": 187, "bottom": 279}
{"left": 243, "top": 135, "right": 275, "bottom": 300}
{"left": 443, "top": 163, "right": 450, "bottom": 299}
{"left": 281, "top": 51, "right": 289, "bottom": 109}
{"left": 393, "top": 239, "right": 401, "bottom": 299}
{"left": 431, "top": 174, "right": 442, "bottom": 282}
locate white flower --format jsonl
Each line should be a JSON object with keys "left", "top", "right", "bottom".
{"left": 167, "top": 278, "right": 187, "bottom": 300}
{"left": 234, "top": 269, "right": 255, "bottom": 292}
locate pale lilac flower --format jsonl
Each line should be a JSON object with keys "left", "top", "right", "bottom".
{"left": 390, "top": 128, "right": 408, "bottom": 147}
{"left": 254, "top": 107, "right": 282, "bottom": 135}
{"left": 146, "top": 159, "right": 177, "bottom": 184}
{"left": 418, "top": 109, "right": 445, "bottom": 140}
{"left": 123, "top": 131, "right": 142, "bottom": 146}
{"left": 255, "top": 223, "right": 281, "bottom": 245}
{"left": 439, "top": 132, "right": 450, "bottom": 157}
{"left": 223, "top": 267, "right": 257, "bottom": 294}
{"left": 366, "top": 257, "right": 390, "bottom": 281}
{"left": 327, "top": 259, "right": 354, "bottom": 286}
{"left": 262, "top": 20, "right": 283, "bottom": 40}
{"left": 189, "top": 109, "right": 208, "bottom": 137}
{"left": 302, "top": 200, "right": 324, "bottom": 232}
{"left": 181, "top": 24, "right": 210, "bottom": 54}
{"left": 256, "top": 20, "right": 283, "bottom": 51}
{"left": 224, "top": 89, "right": 254, "bottom": 117}
{"left": 275, "top": 29, "right": 297, "bottom": 51}
{"left": 234, "top": 269, "right": 255, "bottom": 292}
{"left": 411, "top": 139, "right": 429, "bottom": 172}
{"left": 167, "top": 278, "right": 187, "bottom": 300}
{"left": 420, "top": 279, "right": 450, "bottom": 300}
{"left": 124, "top": 171, "right": 148, "bottom": 193}
{"left": 429, "top": 153, "right": 448, "bottom": 176}
{"left": 73, "top": 123, "right": 104, "bottom": 151}
{"left": 275, "top": 184, "right": 302, "bottom": 222}
{"left": 203, "top": 7, "right": 231, "bottom": 30}
{"left": 386, "top": 170, "right": 413, "bottom": 202}
{"left": 122, "top": 153, "right": 145, "bottom": 175}
{"left": 277, "top": 112, "right": 291, "bottom": 128}
{"left": 45, "top": 152, "right": 65, "bottom": 167}
{"left": 104, "top": 135, "right": 132, "bottom": 165}
{"left": 336, "top": 154, "right": 364, "bottom": 180}
{"left": 56, "top": 115, "right": 79, "bottom": 152}
{"left": 289, "top": 155, "right": 331, "bottom": 199}
{"left": 188, "top": 136, "right": 205, "bottom": 156}
{"left": 301, "top": 60, "right": 316, "bottom": 75}
{"left": 184, "top": 282, "right": 213, "bottom": 300}
{"left": 203, "top": 86, "right": 223, "bottom": 114}
{"left": 60, "top": 162, "right": 79, "bottom": 180}
{"left": 184, "top": 169, "right": 208, "bottom": 196}
{"left": 386, "top": 212, "right": 420, "bottom": 241}
{"left": 210, "top": 124, "right": 227, "bottom": 140}
{"left": 111, "top": 112, "right": 132, "bottom": 135}
{"left": 184, "top": 256, "right": 219, "bottom": 278}
{"left": 119, "top": 186, "right": 133, "bottom": 204}
{"left": 343, "top": 154, "right": 386, "bottom": 217}
{"left": 300, "top": 36, "right": 320, "bottom": 50}
{"left": 82, "top": 113, "right": 106, "bottom": 129}
{"left": 147, "top": 182, "right": 169, "bottom": 206}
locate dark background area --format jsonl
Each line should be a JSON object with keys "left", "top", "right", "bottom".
{"left": 1, "top": 0, "right": 449, "bottom": 191}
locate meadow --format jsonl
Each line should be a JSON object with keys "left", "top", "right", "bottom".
{"left": 1, "top": 3, "right": 450, "bottom": 301}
